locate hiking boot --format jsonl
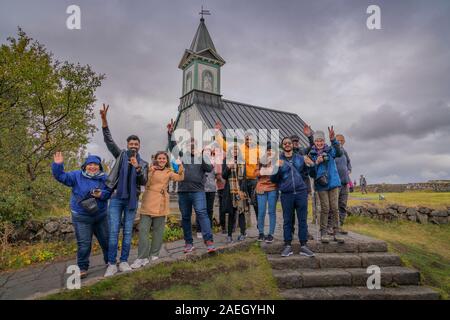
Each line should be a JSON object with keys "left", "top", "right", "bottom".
{"left": 131, "top": 258, "right": 149, "bottom": 269}
{"left": 257, "top": 233, "right": 265, "bottom": 242}
{"left": 184, "top": 243, "right": 195, "bottom": 253}
{"left": 118, "top": 262, "right": 132, "bottom": 272}
{"left": 104, "top": 264, "right": 118, "bottom": 278}
{"left": 206, "top": 240, "right": 216, "bottom": 253}
{"left": 226, "top": 236, "right": 233, "bottom": 244}
{"left": 300, "top": 245, "right": 315, "bottom": 257}
{"left": 334, "top": 233, "right": 345, "bottom": 243}
{"left": 265, "top": 234, "right": 274, "bottom": 243}
{"left": 237, "top": 234, "right": 246, "bottom": 241}
{"left": 320, "top": 230, "right": 331, "bottom": 243}
{"left": 80, "top": 270, "right": 88, "bottom": 279}
{"left": 281, "top": 245, "right": 293, "bottom": 257}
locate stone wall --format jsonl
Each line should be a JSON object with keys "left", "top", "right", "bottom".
{"left": 347, "top": 204, "right": 449, "bottom": 225}
{"left": 356, "top": 182, "right": 450, "bottom": 193}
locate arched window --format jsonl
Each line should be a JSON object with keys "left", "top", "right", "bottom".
{"left": 185, "top": 71, "right": 192, "bottom": 93}
{"left": 202, "top": 70, "right": 213, "bottom": 92}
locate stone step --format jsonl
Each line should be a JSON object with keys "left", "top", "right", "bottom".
{"left": 267, "top": 252, "right": 402, "bottom": 270}
{"left": 280, "top": 285, "right": 440, "bottom": 300}
{"left": 261, "top": 240, "right": 388, "bottom": 254}
{"left": 273, "top": 266, "right": 420, "bottom": 289}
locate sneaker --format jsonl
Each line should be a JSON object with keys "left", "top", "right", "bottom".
{"left": 118, "top": 262, "right": 132, "bottom": 272}
{"left": 206, "top": 240, "right": 216, "bottom": 253}
{"left": 265, "top": 234, "right": 274, "bottom": 243}
{"left": 131, "top": 258, "right": 149, "bottom": 269}
{"left": 151, "top": 256, "right": 159, "bottom": 261}
{"left": 226, "top": 236, "right": 233, "bottom": 244}
{"left": 104, "top": 264, "right": 118, "bottom": 277}
{"left": 196, "top": 232, "right": 202, "bottom": 239}
{"left": 257, "top": 233, "right": 265, "bottom": 242}
{"left": 321, "top": 231, "right": 331, "bottom": 243}
{"left": 300, "top": 245, "right": 315, "bottom": 257}
{"left": 237, "top": 234, "right": 246, "bottom": 241}
{"left": 184, "top": 243, "right": 195, "bottom": 253}
{"left": 281, "top": 245, "right": 293, "bottom": 257}
{"left": 80, "top": 270, "right": 88, "bottom": 279}
{"left": 334, "top": 234, "right": 345, "bottom": 243}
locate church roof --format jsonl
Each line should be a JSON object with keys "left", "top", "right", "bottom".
{"left": 194, "top": 95, "right": 310, "bottom": 147}
{"left": 189, "top": 18, "right": 217, "bottom": 53}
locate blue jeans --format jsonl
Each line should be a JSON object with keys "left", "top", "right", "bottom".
{"left": 257, "top": 190, "right": 278, "bottom": 236}
{"left": 178, "top": 192, "right": 213, "bottom": 244}
{"left": 72, "top": 213, "right": 109, "bottom": 271}
{"left": 280, "top": 191, "right": 308, "bottom": 245}
{"left": 107, "top": 198, "right": 137, "bottom": 264}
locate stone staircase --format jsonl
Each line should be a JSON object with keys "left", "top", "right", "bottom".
{"left": 261, "top": 232, "right": 440, "bottom": 300}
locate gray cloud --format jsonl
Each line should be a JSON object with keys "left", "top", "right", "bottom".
{"left": 1, "top": 0, "right": 450, "bottom": 183}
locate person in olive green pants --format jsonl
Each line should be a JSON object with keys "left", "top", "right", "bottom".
{"left": 136, "top": 215, "right": 166, "bottom": 261}
{"left": 131, "top": 151, "right": 184, "bottom": 269}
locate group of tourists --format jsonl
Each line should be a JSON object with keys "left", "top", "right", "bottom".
{"left": 51, "top": 104, "right": 353, "bottom": 279}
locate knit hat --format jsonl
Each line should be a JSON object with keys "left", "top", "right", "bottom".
{"left": 313, "top": 130, "right": 325, "bottom": 141}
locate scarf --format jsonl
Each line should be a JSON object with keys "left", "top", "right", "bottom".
{"left": 116, "top": 150, "right": 141, "bottom": 210}
{"left": 229, "top": 164, "right": 249, "bottom": 214}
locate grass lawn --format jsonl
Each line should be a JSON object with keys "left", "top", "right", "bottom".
{"left": 345, "top": 215, "right": 450, "bottom": 300}
{"left": 347, "top": 191, "right": 450, "bottom": 209}
{"left": 45, "top": 243, "right": 281, "bottom": 300}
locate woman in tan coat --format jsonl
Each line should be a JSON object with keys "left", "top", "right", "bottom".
{"left": 131, "top": 151, "right": 184, "bottom": 269}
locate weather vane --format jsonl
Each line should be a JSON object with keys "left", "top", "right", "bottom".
{"left": 199, "top": 5, "right": 211, "bottom": 20}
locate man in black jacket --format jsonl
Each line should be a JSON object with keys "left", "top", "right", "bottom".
{"left": 100, "top": 104, "right": 148, "bottom": 277}
{"left": 167, "top": 120, "right": 216, "bottom": 253}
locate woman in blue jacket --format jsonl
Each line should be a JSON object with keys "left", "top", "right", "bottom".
{"left": 52, "top": 152, "right": 111, "bottom": 278}
{"left": 306, "top": 127, "right": 344, "bottom": 244}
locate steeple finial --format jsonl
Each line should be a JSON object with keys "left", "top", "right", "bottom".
{"left": 199, "top": 5, "right": 211, "bottom": 21}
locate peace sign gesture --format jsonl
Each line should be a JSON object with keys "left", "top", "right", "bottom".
{"left": 328, "top": 126, "right": 335, "bottom": 141}
{"left": 100, "top": 103, "right": 109, "bottom": 127}
{"left": 167, "top": 118, "right": 175, "bottom": 135}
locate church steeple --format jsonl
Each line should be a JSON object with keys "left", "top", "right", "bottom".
{"left": 179, "top": 14, "right": 225, "bottom": 97}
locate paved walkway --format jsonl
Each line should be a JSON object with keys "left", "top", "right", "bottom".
{"left": 0, "top": 209, "right": 263, "bottom": 300}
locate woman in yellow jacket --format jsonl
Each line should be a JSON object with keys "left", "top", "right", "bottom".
{"left": 131, "top": 151, "right": 184, "bottom": 269}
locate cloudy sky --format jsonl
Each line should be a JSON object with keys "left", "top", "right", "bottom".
{"left": 1, "top": 0, "right": 450, "bottom": 183}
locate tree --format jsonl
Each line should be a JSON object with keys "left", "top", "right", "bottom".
{"left": 0, "top": 28, "right": 105, "bottom": 223}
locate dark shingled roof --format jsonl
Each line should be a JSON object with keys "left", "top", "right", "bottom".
{"left": 195, "top": 98, "right": 310, "bottom": 147}
{"left": 189, "top": 18, "right": 217, "bottom": 53}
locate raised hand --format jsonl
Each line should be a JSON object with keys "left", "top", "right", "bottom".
{"left": 214, "top": 121, "right": 222, "bottom": 131}
{"left": 53, "top": 152, "right": 64, "bottom": 164}
{"left": 100, "top": 103, "right": 109, "bottom": 120}
{"left": 328, "top": 126, "right": 335, "bottom": 141}
{"left": 303, "top": 123, "right": 312, "bottom": 137}
{"left": 167, "top": 118, "right": 175, "bottom": 135}
{"left": 100, "top": 103, "right": 109, "bottom": 127}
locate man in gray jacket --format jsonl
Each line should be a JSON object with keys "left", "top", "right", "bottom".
{"left": 167, "top": 121, "right": 216, "bottom": 253}
{"left": 330, "top": 134, "right": 352, "bottom": 234}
